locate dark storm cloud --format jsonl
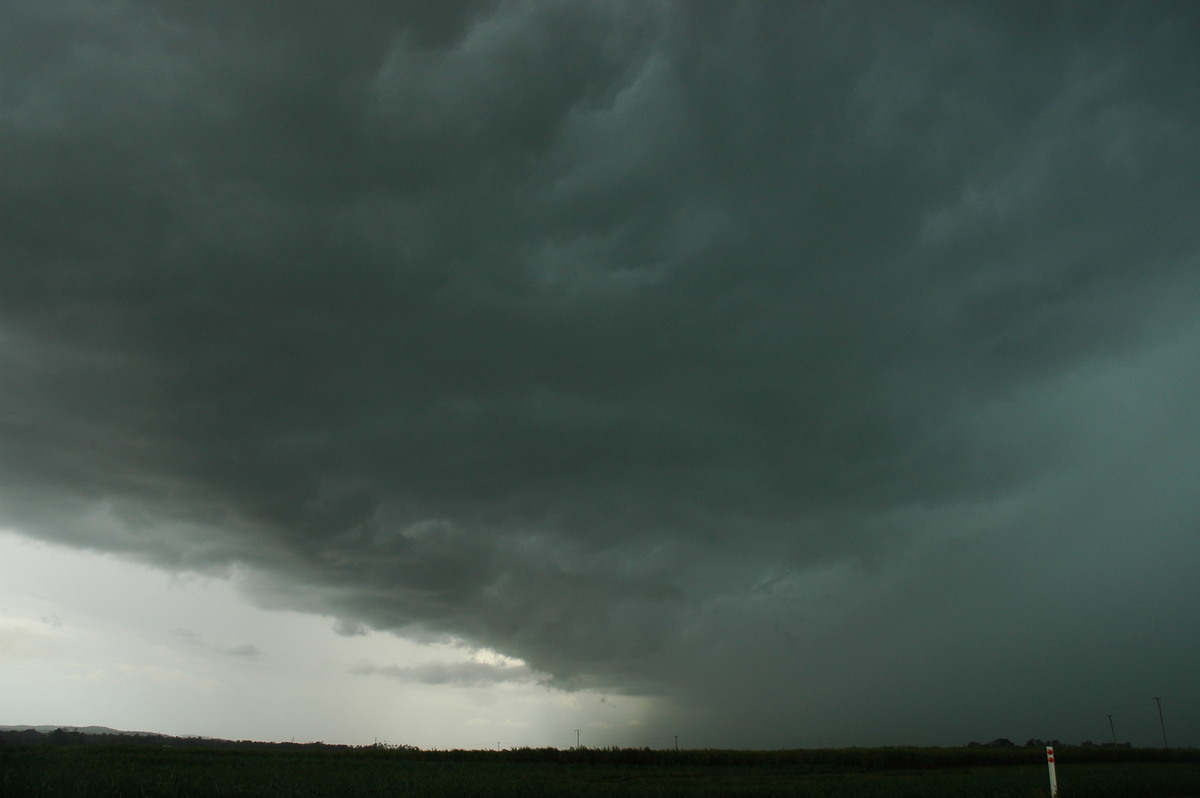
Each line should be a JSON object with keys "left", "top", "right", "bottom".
{"left": 332, "top": 619, "right": 369, "bottom": 638}
{"left": 3, "top": 0, "right": 1199, "bottom": 746}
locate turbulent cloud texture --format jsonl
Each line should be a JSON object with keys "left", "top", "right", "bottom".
{"left": 3, "top": 1, "right": 1199, "bottom": 746}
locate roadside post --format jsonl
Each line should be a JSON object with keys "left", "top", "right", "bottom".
{"left": 1046, "top": 746, "right": 1058, "bottom": 798}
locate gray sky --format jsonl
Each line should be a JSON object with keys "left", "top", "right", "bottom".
{"left": 2, "top": 0, "right": 1198, "bottom": 749}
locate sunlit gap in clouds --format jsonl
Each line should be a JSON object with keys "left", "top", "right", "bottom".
{"left": 0, "top": 529, "right": 659, "bottom": 749}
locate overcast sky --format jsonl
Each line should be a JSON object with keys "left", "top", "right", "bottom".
{"left": 2, "top": 0, "right": 1198, "bottom": 749}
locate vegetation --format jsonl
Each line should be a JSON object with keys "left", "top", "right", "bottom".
{"left": 2, "top": 733, "right": 1198, "bottom": 797}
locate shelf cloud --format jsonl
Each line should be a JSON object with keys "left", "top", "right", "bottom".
{"left": 2, "top": 0, "right": 1198, "bottom": 747}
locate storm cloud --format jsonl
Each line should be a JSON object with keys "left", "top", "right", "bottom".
{"left": 2, "top": 1, "right": 1198, "bottom": 747}
{"left": 352, "top": 659, "right": 539, "bottom": 689}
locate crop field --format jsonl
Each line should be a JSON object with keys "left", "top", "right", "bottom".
{"left": 2, "top": 744, "right": 1198, "bottom": 797}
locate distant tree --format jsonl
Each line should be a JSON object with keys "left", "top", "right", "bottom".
{"left": 987, "top": 738, "right": 1015, "bottom": 747}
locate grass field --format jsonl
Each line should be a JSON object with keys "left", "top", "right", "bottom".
{"left": 2, "top": 744, "right": 1198, "bottom": 797}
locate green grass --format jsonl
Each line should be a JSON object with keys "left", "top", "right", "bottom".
{"left": 2, "top": 745, "right": 1197, "bottom": 797}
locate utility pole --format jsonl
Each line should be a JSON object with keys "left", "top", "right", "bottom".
{"left": 674, "top": 735, "right": 679, "bottom": 752}
{"left": 1152, "top": 697, "right": 1168, "bottom": 749}
{"left": 575, "top": 729, "right": 581, "bottom": 748}
{"left": 1106, "top": 714, "right": 1117, "bottom": 747}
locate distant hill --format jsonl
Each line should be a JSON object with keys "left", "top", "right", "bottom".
{"left": 0, "top": 725, "right": 160, "bottom": 736}
{"left": 0, "top": 726, "right": 346, "bottom": 751}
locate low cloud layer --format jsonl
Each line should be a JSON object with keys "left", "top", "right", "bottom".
{"left": 353, "top": 659, "right": 539, "bottom": 689}
{"left": 173, "top": 627, "right": 261, "bottom": 658}
{"left": 3, "top": 1, "right": 1198, "bottom": 746}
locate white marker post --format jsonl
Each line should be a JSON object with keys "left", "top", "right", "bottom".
{"left": 1046, "top": 746, "right": 1058, "bottom": 798}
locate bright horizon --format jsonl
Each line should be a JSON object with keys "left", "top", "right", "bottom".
{"left": 0, "top": 530, "right": 660, "bottom": 749}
